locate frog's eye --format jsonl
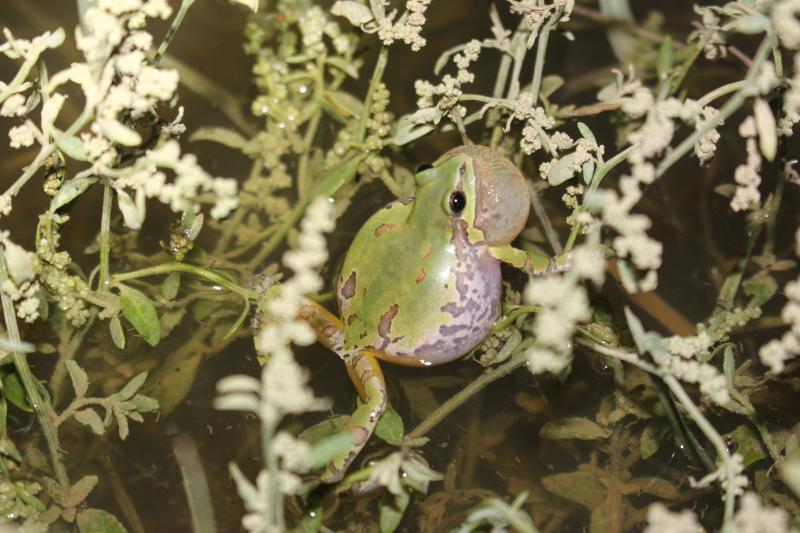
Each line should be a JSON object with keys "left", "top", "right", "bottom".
{"left": 416, "top": 163, "right": 434, "bottom": 173}
{"left": 449, "top": 191, "right": 467, "bottom": 214}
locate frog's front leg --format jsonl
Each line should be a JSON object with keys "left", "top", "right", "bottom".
{"left": 489, "top": 244, "right": 572, "bottom": 275}
{"left": 297, "top": 300, "right": 388, "bottom": 483}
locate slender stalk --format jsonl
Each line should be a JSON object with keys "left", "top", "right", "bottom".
{"left": 0, "top": 249, "right": 69, "bottom": 490}
{"left": 664, "top": 375, "right": 738, "bottom": 524}
{"left": 113, "top": 262, "right": 255, "bottom": 300}
{"left": 355, "top": 46, "right": 389, "bottom": 143}
{"left": 297, "top": 55, "right": 326, "bottom": 198}
{"left": 153, "top": 0, "right": 196, "bottom": 67}
{"left": 98, "top": 184, "right": 112, "bottom": 292}
{"left": 530, "top": 17, "right": 557, "bottom": 105}
{"left": 656, "top": 36, "right": 773, "bottom": 180}
{"left": 407, "top": 347, "right": 529, "bottom": 440}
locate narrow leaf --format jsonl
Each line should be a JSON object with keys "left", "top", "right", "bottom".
{"left": 109, "top": 316, "right": 126, "bottom": 350}
{"left": 74, "top": 409, "right": 106, "bottom": 435}
{"left": 77, "top": 508, "right": 128, "bottom": 533}
{"left": 64, "top": 360, "right": 89, "bottom": 398}
{"left": 540, "top": 417, "right": 610, "bottom": 440}
{"left": 119, "top": 285, "right": 161, "bottom": 346}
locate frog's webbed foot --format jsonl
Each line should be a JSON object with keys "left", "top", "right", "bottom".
{"left": 489, "top": 244, "right": 573, "bottom": 276}
{"left": 321, "top": 350, "right": 387, "bottom": 483}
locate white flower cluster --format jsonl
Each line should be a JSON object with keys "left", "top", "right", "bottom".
{"left": 248, "top": 197, "right": 336, "bottom": 424}
{"left": 774, "top": 0, "right": 800, "bottom": 50}
{"left": 691, "top": 452, "right": 749, "bottom": 497}
{"left": 666, "top": 357, "right": 730, "bottom": 405}
{"left": 643, "top": 503, "right": 702, "bottom": 533}
{"left": 377, "top": 0, "right": 432, "bottom": 51}
{"left": 508, "top": 0, "right": 574, "bottom": 47}
{"left": 415, "top": 39, "right": 481, "bottom": 113}
{"left": 759, "top": 269, "right": 800, "bottom": 374}
{"left": 525, "top": 239, "right": 605, "bottom": 375}
{"left": 1, "top": 236, "right": 41, "bottom": 324}
{"left": 2, "top": 0, "right": 238, "bottom": 224}
{"left": 646, "top": 492, "right": 797, "bottom": 533}
{"left": 689, "top": 6, "right": 728, "bottom": 60}
{"left": 664, "top": 330, "right": 712, "bottom": 359}
{"left": 731, "top": 116, "right": 763, "bottom": 212}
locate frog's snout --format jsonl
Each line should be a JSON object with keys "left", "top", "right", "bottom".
{"left": 445, "top": 145, "right": 531, "bottom": 245}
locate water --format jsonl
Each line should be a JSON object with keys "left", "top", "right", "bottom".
{"left": 2, "top": 1, "right": 799, "bottom": 531}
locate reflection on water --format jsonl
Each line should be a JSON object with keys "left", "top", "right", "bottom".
{"left": 1, "top": 0, "right": 799, "bottom": 531}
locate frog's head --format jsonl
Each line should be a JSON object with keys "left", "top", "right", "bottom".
{"left": 416, "top": 145, "right": 531, "bottom": 245}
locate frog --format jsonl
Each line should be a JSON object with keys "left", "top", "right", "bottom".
{"left": 293, "top": 144, "right": 563, "bottom": 482}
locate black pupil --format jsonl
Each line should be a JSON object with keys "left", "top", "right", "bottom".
{"left": 449, "top": 191, "right": 466, "bottom": 213}
{"left": 416, "top": 163, "right": 434, "bottom": 173}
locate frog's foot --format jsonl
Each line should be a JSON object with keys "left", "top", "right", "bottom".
{"left": 489, "top": 245, "right": 573, "bottom": 276}
{"left": 321, "top": 349, "right": 387, "bottom": 483}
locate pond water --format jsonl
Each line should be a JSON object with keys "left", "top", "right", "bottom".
{"left": 1, "top": 0, "right": 799, "bottom": 532}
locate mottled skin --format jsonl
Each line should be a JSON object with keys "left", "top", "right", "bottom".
{"left": 298, "top": 145, "right": 558, "bottom": 482}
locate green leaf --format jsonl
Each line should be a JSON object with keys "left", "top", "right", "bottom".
{"left": 77, "top": 508, "right": 128, "bottom": 533}
{"left": 162, "top": 272, "right": 181, "bottom": 300}
{"left": 331, "top": 1, "right": 373, "bottom": 25}
{"left": 159, "top": 308, "right": 186, "bottom": 338}
{"left": 74, "top": 408, "right": 105, "bottom": 435}
{"left": 743, "top": 272, "right": 777, "bottom": 307}
{"left": 727, "top": 425, "right": 768, "bottom": 468}
{"left": 64, "top": 360, "right": 89, "bottom": 398}
{"left": 391, "top": 109, "right": 440, "bottom": 145}
{"left": 299, "top": 415, "right": 349, "bottom": 443}
{"left": 117, "top": 372, "right": 148, "bottom": 401}
{"left": 130, "top": 394, "right": 159, "bottom": 413}
{"left": 640, "top": 422, "right": 663, "bottom": 460}
{"left": 546, "top": 153, "right": 576, "bottom": 186}
{"left": 541, "top": 472, "right": 605, "bottom": 509}
{"left": 190, "top": 127, "right": 250, "bottom": 151}
{"left": 539, "top": 417, "right": 610, "bottom": 440}
{"left": 119, "top": 285, "right": 161, "bottom": 346}
{"left": 309, "top": 431, "right": 354, "bottom": 470}
{"left": 65, "top": 475, "right": 98, "bottom": 508}
{"left": 100, "top": 119, "right": 142, "bottom": 147}
{"left": 754, "top": 98, "right": 777, "bottom": 161}
{"left": 657, "top": 35, "right": 673, "bottom": 81}
{"left": 109, "top": 316, "right": 126, "bottom": 350}
{"left": 379, "top": 490, "right": 410, "bottom": 533}
{"left": 53, "top": 131, "right": 88, "bottom": 161}
{"left": 50, "top": 177, "right": 97, "bottom": 212}
{"left": 322, "top": 90, "right": 363, "bottom": 122}
{"left": 2, "top": 371, "right": 32, "bottom": 412}
{"left": 540, "top": 75, "right": 564, "bottom": 98}
{"left": 375, "top": 401, "right": 404, "bottom": 445}
{"left": 325, "top": 58, "right": 360, "bottom": 80}
{"left": 577, "top": 122, "right": 596, "bottom": 144}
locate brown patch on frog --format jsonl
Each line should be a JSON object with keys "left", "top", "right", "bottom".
{"left": 360, "top": 330, "right": 368, "bottom": 339}
{"left": 377, "top": 304, "right": 399, "bottom": 350}
{"left": 374, "top": 223, "right": 397, "bottom": 237}
{"left": 340, "top": 271, "right": 356, "bottom": 299}
{"left": 415, "top": 268, "right": 426, "bottom": 284}
{"left": 347, "top": 313, "right": 358, "bottom": 325}
{"left": 362, "top": 287, "right": 368, "bottom": 297}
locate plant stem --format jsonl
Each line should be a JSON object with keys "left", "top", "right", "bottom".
{"left": 98, "top": 184, "right": 112, "bottom": 292}
{"left": 530, "top": 17, "right": 556, "bottom": 105}
{"left": 407, "top": 349, "right": 528, "bottom": 440}
{"left": 113, "top": 262, "right": 255, "bottom": 300}
{"left": 656, "top": 36, "right": 773, "bottom": 180}
{"left": 664, "top": 374, "right": 738, "bottom": 524}
{"left": 153, "top": 0, "right": 196, "bottom": 67}
{"left": 0, "top": 249, "right": 70, "bottom": 491}
{"left": 355, "top": 46, "right": 389, "bottom": 144}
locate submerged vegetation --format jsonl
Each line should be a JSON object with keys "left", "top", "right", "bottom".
{"left": 0, "top": 0, "right": 799, "bottom": 531}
